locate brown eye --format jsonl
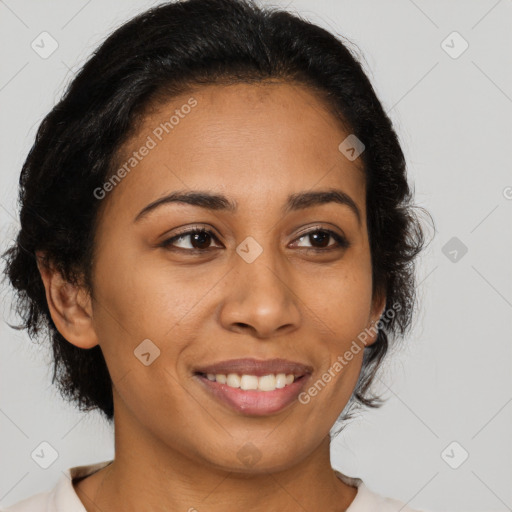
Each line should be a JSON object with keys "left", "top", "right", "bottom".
{"left": 160, "top": 228, "right": 221, "bottom": 251}
{"left": 159, "top": 226, "right": 349, "bottom": 254}
{"left": 307, "top": 231, "right": 330, "bottom": 248}
{"left": 293, "top": 229, "right": 349, "bottom": 251}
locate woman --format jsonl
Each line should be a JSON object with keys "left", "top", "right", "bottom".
{"left": 2, "top": 0, "right": 430, "bottom": 510}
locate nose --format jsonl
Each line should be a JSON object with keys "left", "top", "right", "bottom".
{"left": 218, "top": 247, "right": 301, "bottom": 339}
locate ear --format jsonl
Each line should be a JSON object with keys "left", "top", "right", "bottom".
{"left": 364, "top": 289, "right": 387, "bottom": 347}
{"left": 36, "top": 251, "right": 98, "bottom": 349}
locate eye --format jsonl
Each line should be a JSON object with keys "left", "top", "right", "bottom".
{"left": 291, "top": 228, "right": 349, "bottom": 252}
{"left": 159, "top": 227, "right": 222, "bottom": 252}
{"left": 159, "top": 226, "right": 349, "bottom": 253}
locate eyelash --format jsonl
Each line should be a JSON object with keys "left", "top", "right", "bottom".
{"left": 159, "top": 226, "right": 350, "bottom": 253}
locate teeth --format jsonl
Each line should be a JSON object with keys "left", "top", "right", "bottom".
{"left": 203, "top": 372, "right": 299, "bottom": 391}
{"left": 240, "top": 374, "right": 258, "bottom": 390}
{"left": 258, "top": 374, "right": 276, "bottom": 391}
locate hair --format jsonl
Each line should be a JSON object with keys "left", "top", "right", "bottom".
{"left": 2, "top": 0, "right": 431, "bottom": 425}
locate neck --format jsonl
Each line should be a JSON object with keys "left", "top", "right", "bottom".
{"left": 75, "top": 396, "right": 358, "bottom": 512}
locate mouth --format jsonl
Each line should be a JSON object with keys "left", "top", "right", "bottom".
{"left": 193, "top": 358, "right": 312, "bottom": 416}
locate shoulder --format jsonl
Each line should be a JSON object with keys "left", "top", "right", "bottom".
{"left": 1, "top": 490, "right": 53, "bottom": 512}
{"left": 2, "top": 460, "right": 113, "bottom": 512}
{"left": 335, "top": 470, "right": 428, "bottom": 512}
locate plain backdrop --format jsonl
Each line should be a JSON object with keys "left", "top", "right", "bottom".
{"left": 1, "top": 1, "right": 511, "bottom": 511}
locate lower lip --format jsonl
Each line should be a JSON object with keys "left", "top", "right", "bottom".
{"left": 195, "top": 374, "right": 310, "bottom": 416}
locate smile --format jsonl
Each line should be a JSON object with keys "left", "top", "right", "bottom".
{"left": 194, "top": 371, "right": 310, "bottom": 415}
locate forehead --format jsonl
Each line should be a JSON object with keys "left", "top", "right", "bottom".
{"left": 102, "top": 81, "right": 366, "bottom": 223}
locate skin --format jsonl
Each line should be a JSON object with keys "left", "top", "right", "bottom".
{"left": 37, "top": 81, "right": 385, "bottom": 512}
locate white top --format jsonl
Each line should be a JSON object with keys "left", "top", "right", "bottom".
{"left": 2, "top": 460, "right": 425, "bottom": 511}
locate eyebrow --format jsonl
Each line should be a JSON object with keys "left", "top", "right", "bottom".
{"left": 134, "top": 188, "right": 362, "bottom": 225}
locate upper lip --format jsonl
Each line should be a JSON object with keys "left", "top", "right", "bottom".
{"left": 194, "top": 358, "right": 313, "bottom": 377}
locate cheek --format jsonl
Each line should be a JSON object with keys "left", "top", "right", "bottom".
{"left": 90, "top": 248, "right": 224, "bottom": 391}
{"left": 297, "top": 254, "right": 373, "bottom": 399}
{"left": 301, "top": 257, "right": 373, "bottom": 341}
{"left": 93, "top": 244, "right": 207, "bottom": 337}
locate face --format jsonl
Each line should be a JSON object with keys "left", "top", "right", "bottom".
{"left": 82, "top": 82, "right": 384, "bottom": 472}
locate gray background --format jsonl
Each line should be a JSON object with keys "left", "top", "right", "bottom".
{"left": 1, "top": 1, "right": 511, "bottom": 511}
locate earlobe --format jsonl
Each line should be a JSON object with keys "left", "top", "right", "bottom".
{"left": 36, "top": 251, "right": 99, "bottom": 349}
